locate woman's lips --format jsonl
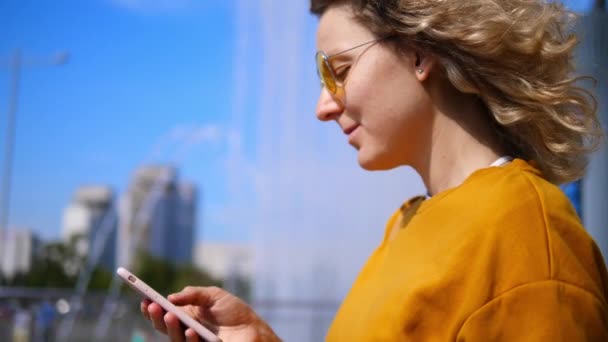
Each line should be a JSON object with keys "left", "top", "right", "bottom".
{"left": 343, "top": 124, "right": 360, "bottom": 135}
{"left": 345, "top": 124, "right": 360, "bottom": 145}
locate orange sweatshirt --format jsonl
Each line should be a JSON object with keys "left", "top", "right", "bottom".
{"left": 326, "top": 159, "right": 608, "bottom": 341}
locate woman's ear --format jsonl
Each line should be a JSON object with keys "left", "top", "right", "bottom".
{"left": 414, "top": 52, "right": 434, "bottom": 82}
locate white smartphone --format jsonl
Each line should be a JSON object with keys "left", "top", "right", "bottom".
{"left": 116, "top": 267, "right": 222, "bottom": 342}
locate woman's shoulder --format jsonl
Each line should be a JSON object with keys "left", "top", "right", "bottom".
{"left": 450, "top": 158, "right": 573, "bottom": 215}
{"left": 453, "top": 159, "right": 607, "bottom": 302}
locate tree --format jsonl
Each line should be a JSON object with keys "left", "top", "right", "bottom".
{"left": 130, "top": 250, "right": 222, "bottom": 296}
{"left": 5, "top": 239, "right": 224, "bottom": 295}
{"left": 21, "top": 242, "right": 75, "bottom": 288}
{"left": 7, "top": 237, "right": 113, "bottom": 290}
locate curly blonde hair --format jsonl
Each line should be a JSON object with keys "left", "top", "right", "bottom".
{"left": 311, "top": 0, "right": 604, "bottom": 184}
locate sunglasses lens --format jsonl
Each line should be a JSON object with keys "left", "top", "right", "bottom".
{"left": 316, "top": 52, "right": 337, "bottom": 94}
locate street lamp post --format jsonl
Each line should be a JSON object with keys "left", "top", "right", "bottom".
{"left": 0, "top": 49, "right": 69, "bottom": 282}
{"left": 0, "top": 50, "right": 22, "bottom": 248}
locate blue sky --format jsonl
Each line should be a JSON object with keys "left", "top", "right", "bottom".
{"left": 1, "top": 0, "right": 248, "bottom": 242}
{"left": 0, "top": 0, "right": 597, "bottom": 245}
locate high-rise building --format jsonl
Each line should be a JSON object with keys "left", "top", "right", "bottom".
{"left": 117, "top": 166, "right": 197, "bottom": 267}
{"left": 577, "top": 3, "right": 608, "bottom": 263}
{"left": 194, "top": 242, "right": 252, "bottom": 280}
{"left": 62, "top": 185, "right": 117, "bottom": 272}
{"left": 175, "top": 182, "right": 197, "bottom": 263}
{"left": 195, "top": 242, "right": 252, "bottom": 297}
{"left": 0, "top": 228, "right": 40, "bottom": 279}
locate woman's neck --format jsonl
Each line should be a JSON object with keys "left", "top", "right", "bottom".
{"left": 416, "top": 96, "right": 507, "bottom": 196}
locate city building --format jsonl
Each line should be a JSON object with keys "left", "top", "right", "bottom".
{"left": 117, "top": 165, "right": 197, "bottom": 268}
{"left": 0, "top": 228, "right": 40, "bottom": 279}
{"left": 62, "top": 185, "right": 117, "bottom": 272}
{"left": 577, "top": 3, "right": 608, "bottom": 263}
{"left": 194, "top": 242, "right": 252, "bottom": 281}
{"left": 175, "top": 183, "right": 197, "bottom": 264}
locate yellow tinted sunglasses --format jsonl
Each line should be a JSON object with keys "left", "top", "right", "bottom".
{"left": 315, "top": 36, "right": 388, "bottom": 103}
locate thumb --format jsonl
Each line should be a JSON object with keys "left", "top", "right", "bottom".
{"left": 168, "top": 286, "right": 222, "bottom": 307}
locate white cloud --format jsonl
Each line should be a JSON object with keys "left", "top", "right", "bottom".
{"left": 187, "top": 125, "right": 222, "bottom": 144}
{"left": 150, "top": 123, "right": 224, "bottom": 161}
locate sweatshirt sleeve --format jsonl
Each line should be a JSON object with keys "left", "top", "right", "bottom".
{"left": 456, "top": 280, "right": 608, "bottom": 342}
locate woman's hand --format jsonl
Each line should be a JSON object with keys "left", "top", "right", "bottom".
{"left": 141, "top": 286, "right": 281, "bottom": 342}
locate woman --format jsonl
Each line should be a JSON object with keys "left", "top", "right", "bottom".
{"left": 142, "top": 0, "right": 608, "bottom": 340}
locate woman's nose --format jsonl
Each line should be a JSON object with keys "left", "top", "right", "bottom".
{"left": 315, "top": 87, "right": 344, "bottom": 122}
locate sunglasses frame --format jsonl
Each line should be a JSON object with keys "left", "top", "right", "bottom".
{"left": 315, "top": 36, "right": 390, "bottom": 104}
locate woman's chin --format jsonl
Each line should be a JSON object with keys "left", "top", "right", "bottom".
{"left": 357, "top": 152, "right": 397, "bottom": 171}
